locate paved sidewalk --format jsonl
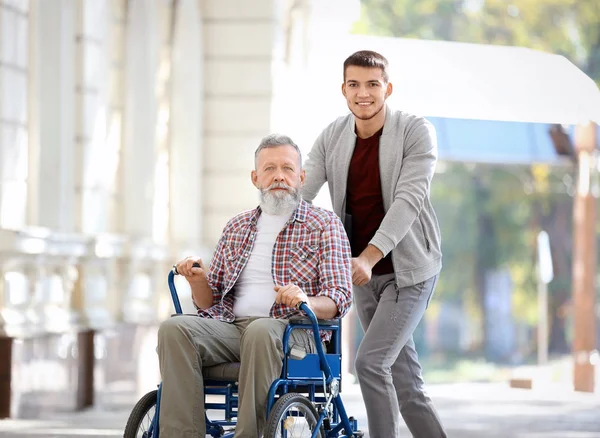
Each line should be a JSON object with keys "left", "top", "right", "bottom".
{"left": 0, "top": 382, "right": 598, "bottom": 437}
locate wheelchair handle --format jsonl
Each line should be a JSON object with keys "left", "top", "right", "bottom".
{"left": 168, "top": 270, "right": 183, "bottom": 314}
{"left": 297, "top": 302, "right": 321, "bottom": 336}
{"left": 168, "top": 262, "right": 200, "bottom": 314}
{"left": 297, "top": 302, "right": 335, "bottom": 381}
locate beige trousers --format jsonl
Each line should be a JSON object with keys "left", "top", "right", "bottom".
{"left": 157, "top": 315, "right": 316, "bottom": 437}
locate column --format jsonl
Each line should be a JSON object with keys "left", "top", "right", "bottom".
{"left": 70, "top": 0, "right": 113, "bottom": 333}
{"left": 0, "top": 3, "right": 30, "bottom": 416}
{"left": 74, "top": 0, "right": 112, "bottom": 235}
{"left": 98, "top": 0, "right": 128, "bottom": 324}
{"left": 120, "top": 0, "right": 180, "bottom": 324}
{"left": 0, "top": 0, "right": 29, "bottom": 229}
{"left": 572, "top": 122, "right": 598, "bottom": 393}
{"left": 168, "top": 0, "right": 203, "bottom": 256}
{"left": 121, "top": 0, "right": 159, "bottom": 238}
{"left": 201, "top": 0, "right": 283, "bottom": 247}
{"left": 29, "top": 0, "right": 76, "bottom": 231}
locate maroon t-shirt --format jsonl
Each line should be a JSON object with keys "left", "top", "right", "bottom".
{"left": 346, "top": 128, "right": 394, "bottom": 275}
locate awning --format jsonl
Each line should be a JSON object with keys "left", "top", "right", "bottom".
{"left": 427, "top": 117, "right": 581, "bottom": 165}
{"left": 303, "top": 35, "right": 600, "bottom": 125}
{"left": 282, "top": 35, "right": 599, "bottom": 165}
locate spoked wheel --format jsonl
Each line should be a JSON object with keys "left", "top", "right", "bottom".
{"left": 124, "top": 390, "right": 158, "bottom": 438}
{"left": 264, "top": 393, "right": 324, "bottom": 438}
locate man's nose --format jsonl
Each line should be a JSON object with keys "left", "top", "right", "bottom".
{"left": 357, "top": 86, "right": 369, "bottom": 97}
{"left": 273, "top": 171, "right": 284, "bottom": 182}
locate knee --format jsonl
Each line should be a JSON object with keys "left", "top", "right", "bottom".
{"left": 355, "top": 346, "right": 389, "bottom": 379}
{"left": 241, "top": 319, "right": 283, "bottom": 351}
{"left": 157, "top": 317, "right": 186, "bottom": 345}
{"left": 354, "top": 350, "right": 376, "bottom": 378}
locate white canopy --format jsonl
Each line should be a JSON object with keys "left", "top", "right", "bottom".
{"left": 298, "top": 35, "right": 600, "bottom": 126}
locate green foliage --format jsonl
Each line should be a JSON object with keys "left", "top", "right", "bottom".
{"left": 354, "top": 0, "right": 594, "bottom": 358}
{"left": 353, "top": 0, "right": 597, "bottom": 359}
{"left": 431, "top": 163, "right": 541, "bottom": 324}
{"left": 354, "top": 0, "right": 600, "bottom": 84}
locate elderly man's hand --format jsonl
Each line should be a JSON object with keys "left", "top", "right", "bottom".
{"left": 351, "top": 257, "right": 372, "bottom": 286}
{"left": 274, "top": 283, "right": 309, "bottom": 309}
{"left": 175, "top": 256, "right": 209, "bottom": 286}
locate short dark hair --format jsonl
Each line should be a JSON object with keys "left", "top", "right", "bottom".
{"left": 254, "top": 133, "right": 302, "bottom": 169}
{"left": 343, "top": 50, "right": 389, "bottom": 83}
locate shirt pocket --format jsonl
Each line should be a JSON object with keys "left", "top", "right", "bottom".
{"left": 289, "top": 244, "right": 320, "bottom": 284}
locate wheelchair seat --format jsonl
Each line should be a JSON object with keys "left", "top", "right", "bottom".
{"left": 201, "top": 338, "right": 334, "bottom": 383}
{"left": 203, "top": 363, "right": 240, "bottom": 382}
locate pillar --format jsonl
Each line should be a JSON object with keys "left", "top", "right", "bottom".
{"left": 201, "top": 0, "right": 284, "bottom": 246}
{"left": 572, "top": 122, "right": 598, "bottom": 393}
{"left": 169, "top": 0, "right": 203, "bottom": 256}
{"left": 30, "top": 0, "right": 76, "bottom": 231}
{"left": 0, "top": 0, "right": 30, "bottom": 229}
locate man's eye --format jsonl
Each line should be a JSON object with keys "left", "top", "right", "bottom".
{"left": 370, "top": 83, "right": 379, "bottom": 87}
{"left": 348, "top": 83, "right": 356, "bottom": 87}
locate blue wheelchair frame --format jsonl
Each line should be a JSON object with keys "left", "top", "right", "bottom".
{"left": 145, "top": 269, "right": 360, "bottom": 437}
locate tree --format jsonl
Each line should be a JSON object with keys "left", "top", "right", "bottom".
{"left": 355, "top": 0, "right": 600, "bottom": 83}
{"left": 354, "top": 0, "right": 598, "bottom": 358}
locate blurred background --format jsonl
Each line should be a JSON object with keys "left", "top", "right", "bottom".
{"left": 0, "top": 0, "right": 598, "bottom": 423}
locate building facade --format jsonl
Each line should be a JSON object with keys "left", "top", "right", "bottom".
{"left": 0, "top": 0, "right": 352, "bottom": 417}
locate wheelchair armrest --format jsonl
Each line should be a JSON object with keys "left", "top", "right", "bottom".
{"left": 288, "top": 316, "right": 340, "bottom": 327}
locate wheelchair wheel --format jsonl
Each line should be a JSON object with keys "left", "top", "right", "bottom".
{"left": 124, "top": 389, "right": 158, "bottom": 438}
{"left": 264, "top": 392, "right": 324, "bottom": 438}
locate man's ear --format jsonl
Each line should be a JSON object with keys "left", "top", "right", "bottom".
{"left": 251, "top": 170, "right": 258, "bottom": 188}
{"left": 300, "top": 169, "right": 306, "bottom": 185}
{"left": 341, "top": 82, "right": 346, "bottom": 97}
{"left": 385, "top": 82, "right": 393, "bottom": 99}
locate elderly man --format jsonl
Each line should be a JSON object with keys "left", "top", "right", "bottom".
{"left": 157, "top": 134, "right": 353, "bottom": 438}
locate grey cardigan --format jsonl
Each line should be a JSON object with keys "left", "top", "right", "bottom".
{"left": 303, "top": 106, "right": 442, "bottom": 287}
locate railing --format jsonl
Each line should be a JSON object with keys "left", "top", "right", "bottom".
{"left": 0, "top": 226, "right": 191, "bottom": 417}
{"left": 0, "top": 227, "right": 173, "bottom": 339}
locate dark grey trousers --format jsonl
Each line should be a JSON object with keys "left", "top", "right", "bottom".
{"left": 354, "top": 274, "right": 447, "bottom": 438}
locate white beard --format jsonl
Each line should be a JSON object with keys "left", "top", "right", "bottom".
{"left": 259, "top": 182, "right": 301, "bottom": 215}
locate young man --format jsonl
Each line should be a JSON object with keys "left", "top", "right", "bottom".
{"left": 303, "top": 51, "right": 447, "bottom": 438}
{"left": 158, "top": 134, "right": 352, "bottom": 437}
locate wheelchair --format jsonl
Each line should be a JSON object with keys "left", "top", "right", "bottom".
{"left": 123, "top": 267, "right": 363, "bottom": 437}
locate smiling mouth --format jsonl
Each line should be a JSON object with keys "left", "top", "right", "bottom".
{"left": 356, "top": 102, "right": 373, "bottom": 107}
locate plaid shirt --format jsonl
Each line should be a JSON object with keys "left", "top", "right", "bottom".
{"left": 198, "top": 200, "right": 352, "bottom": 338}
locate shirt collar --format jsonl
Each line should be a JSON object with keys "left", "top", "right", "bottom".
{"left": 291, "top": 199, "right": 309, "bottom": 223}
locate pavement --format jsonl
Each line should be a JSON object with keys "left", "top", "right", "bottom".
{"left": 0, "top": 382, "right": 599, "bottom": 437}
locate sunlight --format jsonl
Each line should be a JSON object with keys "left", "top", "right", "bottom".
{"left": 5, "top": 271, "right": 28, "bottom": 306}
{"left": 0, "top": 129, "right": 28, "bottom": 229}
{"left": 577, "top": 151, "right": 590, "bottom": 196}
{"left": 81, "top": 107, "right": 122, "bottom": 233}
{"left": 151, "top": 32, "right": 173, "bottom": 244}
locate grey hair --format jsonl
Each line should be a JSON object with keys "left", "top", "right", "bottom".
{"left": 254, "top": 133, "right": 302, "bottom": 169}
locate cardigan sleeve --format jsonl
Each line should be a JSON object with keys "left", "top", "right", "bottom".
{"left": 369, "top": 117, "right": 438, "bottom": 256}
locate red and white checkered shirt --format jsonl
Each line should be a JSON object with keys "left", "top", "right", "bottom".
{"left": 198, "top": 200, "right": 352, "bottom": 331}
